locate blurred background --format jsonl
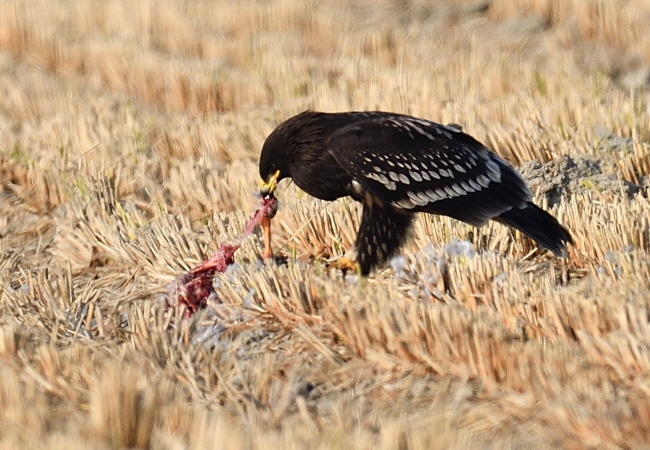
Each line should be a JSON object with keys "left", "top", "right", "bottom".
{"left": 2, "top": 1, "right": 650, "bottom": 448}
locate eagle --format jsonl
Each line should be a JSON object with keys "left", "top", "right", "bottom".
{"left": 258, "top": 111, "right": 572, "bottom": 275}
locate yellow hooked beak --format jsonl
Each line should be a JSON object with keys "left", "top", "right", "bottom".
{"left": 260, "top": 170, "right": 280, "bottom": 196}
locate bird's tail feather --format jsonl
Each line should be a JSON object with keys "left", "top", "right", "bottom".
{"left": 496, "top": 202, "right": 573, "bottom": 256}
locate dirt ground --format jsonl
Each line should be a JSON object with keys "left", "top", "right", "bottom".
{"left": 1, "top": 0, "right": 650, "bottom": 449}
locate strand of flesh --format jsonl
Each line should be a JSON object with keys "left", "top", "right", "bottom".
{"left": 166, "top": 194, "right": 277, "bottom": 317}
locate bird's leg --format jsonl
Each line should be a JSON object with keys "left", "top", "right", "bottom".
{"left": 353, "top": 202, "right": 415, "bottom": 276}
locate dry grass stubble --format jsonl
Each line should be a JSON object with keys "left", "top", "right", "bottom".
{"left": 1, "top": 0, "right": 650, "bottom": 448}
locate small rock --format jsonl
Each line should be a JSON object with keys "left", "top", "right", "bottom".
{"left": 519, "top": 154, "right": 639, "bottom": 206}
{"left": 594, "top": 126, "right": 634, "bottom": 153}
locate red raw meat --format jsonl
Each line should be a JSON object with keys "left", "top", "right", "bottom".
{"left": 166, "top": 195, "right": 277, "bottom": 318}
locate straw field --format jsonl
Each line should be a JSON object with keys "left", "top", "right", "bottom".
{"left": 1, "top": 0, "right": 650, "bottom": 448}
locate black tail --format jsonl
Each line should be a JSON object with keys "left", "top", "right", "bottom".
{"left": 496, "top": 202, "right": 573, "bottom": 256}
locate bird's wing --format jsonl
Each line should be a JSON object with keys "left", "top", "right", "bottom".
{"left": 328, "top": 114, "right": 533, "bottom": 227}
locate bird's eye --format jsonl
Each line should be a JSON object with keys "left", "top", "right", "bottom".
{"left": 262, "top": 162, "right": 276, "bottom": 179}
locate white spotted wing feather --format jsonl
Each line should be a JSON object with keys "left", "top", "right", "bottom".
{"left": 329, "top": 113, "right": 533, "bottom": 227}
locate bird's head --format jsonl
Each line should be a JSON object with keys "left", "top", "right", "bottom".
{"left": 259, "top": 133, "right": 286, "bottom": 197}
{"left": 259, "top": 120, "right": 292, "bottom": 196}
{"left": 259, "top": 111, "right": 328, "bottom": 196}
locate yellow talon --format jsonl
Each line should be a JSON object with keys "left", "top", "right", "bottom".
{"left": 327, "top": 256, "right": 359, "bottom": 275}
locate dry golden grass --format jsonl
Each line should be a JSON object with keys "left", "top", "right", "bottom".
{"left": 1, "top": 0, "right": 650, "bottom": 448}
